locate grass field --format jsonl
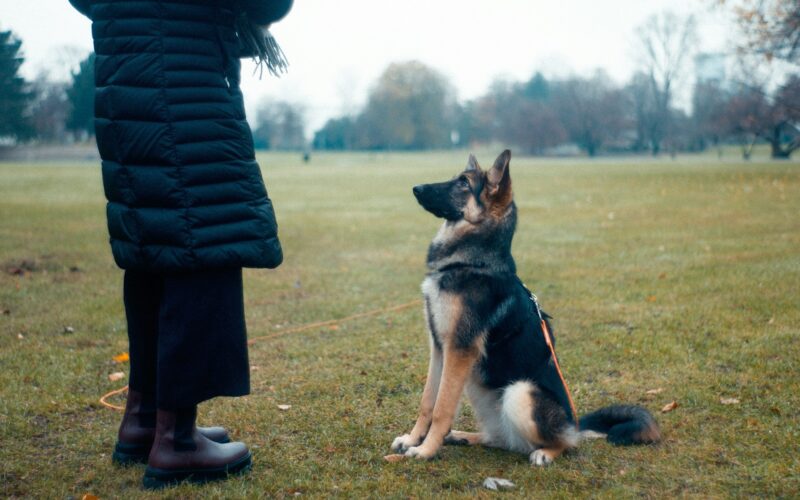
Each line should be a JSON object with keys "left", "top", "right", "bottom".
{"left": 1, "top": 151, "right": 799, "bottom": 498}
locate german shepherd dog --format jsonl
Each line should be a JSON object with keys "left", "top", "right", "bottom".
{"left": 391, "top": 150, "right": 660, "bottom": 465}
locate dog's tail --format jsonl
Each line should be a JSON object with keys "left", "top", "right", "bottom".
{"left": 578, "top": 405, "right": 661, "bottom": 445}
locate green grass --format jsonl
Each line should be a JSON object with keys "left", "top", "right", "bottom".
{"left": 1, "top": 151, "right": 799, "bottom": 498}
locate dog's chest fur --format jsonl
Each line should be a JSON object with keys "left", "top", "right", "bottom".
{"left": 421, "top": 273, "right": 457, "bottom": 348}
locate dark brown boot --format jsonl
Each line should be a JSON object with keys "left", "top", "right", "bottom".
{"left": 112, "top": 390, "right": 231, "bottom": 466}
{"left": 142, "top": 407, "right": 251, "bottom": 489}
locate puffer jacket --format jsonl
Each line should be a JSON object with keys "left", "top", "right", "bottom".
{"left": 69, "top": 0, "right": 292, "bottom": 271}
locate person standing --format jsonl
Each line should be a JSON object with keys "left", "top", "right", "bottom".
{"left": 68, "top": 0, "right": 293, "bottom": 489}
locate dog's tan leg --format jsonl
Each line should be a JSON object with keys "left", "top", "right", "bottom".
{"left": 391, "top": 343, "right": 442, "bottom": 452}
{"left": 405, "top": 347, "right": 479, "bottom": 459}
{"left": 444, "top": 430, "right": 482, "bottom": 446}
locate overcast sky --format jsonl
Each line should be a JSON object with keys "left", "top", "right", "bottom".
{"left": 3, "top": 0, "right": 737, "bottom": 133}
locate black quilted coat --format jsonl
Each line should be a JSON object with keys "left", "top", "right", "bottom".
{"left": 69, "top": 0, "right": 291, "bottom": 271}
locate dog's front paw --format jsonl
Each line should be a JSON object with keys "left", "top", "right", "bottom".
{"left": 404, "top": 445, "right": 437, "bottom": 460}
{"left": 391, "top": 434, "right": 420, "bottom": 453}
{"left": 529, "top": 449, "right": 554, "bottom": 467}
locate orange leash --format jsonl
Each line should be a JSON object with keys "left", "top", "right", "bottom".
{"left": 99, "top": 384, "right": 128, "bottom": 411}
{"left": 246, "top": 300, "right": 422, "bottom": 345}
{"left": 540, "top": 319, "right": 579, "bottom": 427}
{"left": 99, "top": 299, "right": 423, "bottom": 411}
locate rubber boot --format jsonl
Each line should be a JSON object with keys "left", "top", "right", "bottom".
{"left": 142, "top": 407, "right": 251, "bottom": 489}
{"left": 112, "top": 390, "right": 230, "bottom": 466}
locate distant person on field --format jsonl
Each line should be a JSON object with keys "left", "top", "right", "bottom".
{"left": 69, "top": 0, "right": 292, "bottom": 489}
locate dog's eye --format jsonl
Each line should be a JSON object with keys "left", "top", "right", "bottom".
{"left": 458, "top": 177, "right": 470, "bottom": 189}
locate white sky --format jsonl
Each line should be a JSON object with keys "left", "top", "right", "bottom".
{"left": 2, "top": 0, "right": 736, "bottom": 134}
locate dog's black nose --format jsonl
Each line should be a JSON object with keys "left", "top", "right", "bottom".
{"left": 412, "top": 185, "right": 422, "bottom": 196}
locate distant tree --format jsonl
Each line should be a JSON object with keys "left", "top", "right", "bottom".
{"left": 714, "top": 75, "right": 800, "bottom": 159}
{"left": 0, "top": 30, "right": 33, "bottom": 141}
{"left": 625, "top": 72, "right": 658, "bottom": 153}
{"left": 357, "top": 61, "right": 456, "bottom": 150}
{"left": 552, "top": 72, "right": 627, "bottom": 156}
{"left": 313, "top": 116, "right": 356, "bottom": 150}
{"left": 66, "top": 53, "right": 95, "bottom": 138}
{"left": 762, "top": 75, "right": 800, "bottom": 157}
{"left": 252, "top": 100, "right": 306, "bottom": 150}
{"left": 454, "top": 98, "right": 495, "bottom": 147}
{"left": 635, "top": 11, "right": 698, "bottom": 154}
{"left": 522, "top": 71, "right": 550, "bottom": 101}
{"left": 484, "top": 79, "right": 566, "bottom": 155}
{"left": 691, "top": 79, "right": 730, "bottom": 153}
{"left": 503, "top": 98, "right": 566, "bottom": 155}
{"left": 721, "top": 84, "right": 772, "bottom": 158}
{"left": 29, "top": 73, "right": 70, "bottom": 142}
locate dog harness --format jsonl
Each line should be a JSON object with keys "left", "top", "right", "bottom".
{"left": 520, "top": 281, "right": 579, "bottom": 427}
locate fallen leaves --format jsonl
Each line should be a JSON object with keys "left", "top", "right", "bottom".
{"left": 720, "top": 397, "right": 740, "bottom": 405}
{"left": 81, "top": 494, "right": 99, "bottom": 500}
{"left": 661, "top": 401, "right": 678, "bottom": 413}
{"left": 63, "top": 326, "right": 75, "bottom": 334}
{"left": 646, "top": 388, "right": 664, "bottom": 395}
{"left": 112, "top": 352, "right": 129, "bottom": 363}
{"left": 646, "top": 295, "right": 657, "bottom": 303}
{"left": 4, "top": 259, "right": 38, "bottom": 276}
{"left": 108, "top": 372, "right": 125, "bottom": 382}
{"left": 277, "top": 404, "right": 291, "bottom": 411}
{"left": 383, "top": 454, "right": 405, "bottom": 463}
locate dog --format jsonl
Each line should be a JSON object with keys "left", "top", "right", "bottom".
{"left": 391, "top": 150, "right": 660, "bottom": 466}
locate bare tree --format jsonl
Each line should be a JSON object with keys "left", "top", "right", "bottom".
{"left": 552, "top": 72, "right": 627, "bottom": 157}
{"left": 252, "top": 100, "right": 306, "bottom": 150}
{"left": 29, "top": 72, "right": 70, "bottom": 142}
{"left": 719, "top": 0, "right": 800, "bottom": 64}
{"left": 635, "top": 11, "right": 698, "bottom": 155}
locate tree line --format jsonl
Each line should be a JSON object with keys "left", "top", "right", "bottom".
{"left": 2, "top": 3, "right": 798, "bottom": 158}
{"left": 310, "top": 8, "right": 800, "bottom": 158}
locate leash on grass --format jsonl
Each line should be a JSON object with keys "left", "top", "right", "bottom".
{"left": 521, "top": 281, "right": 579, "bottom": 427}
{"left": 99, "top": 299, "right": 424, "bottom": 411}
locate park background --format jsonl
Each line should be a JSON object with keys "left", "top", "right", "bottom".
{"left": 2, "top": 0, "right": 799, "bottom": 498}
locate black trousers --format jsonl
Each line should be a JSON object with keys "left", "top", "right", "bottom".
{"left": 123, "top": 269, "right": 250, "bottom": 409}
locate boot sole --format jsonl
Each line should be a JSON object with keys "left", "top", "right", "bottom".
{"left": 113, "top": 436, "right": 231, "bottom": 467}
{"left": 142, "top": 451, "right": 252, "bottom": 490}
{"left": 112, "top": 442, "right": 150, "bottom": 466}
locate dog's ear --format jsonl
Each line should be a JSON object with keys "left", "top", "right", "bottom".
{"left": 487, "top": 149, "right": 511, "bottom": 195}
{"left": 465, "top": 154, "right": 480, "bottom": 172}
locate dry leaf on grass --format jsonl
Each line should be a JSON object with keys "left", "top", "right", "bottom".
{"left": 277, "top": 404, "right": 291, "bottom": 411}
{"left": 63, "top": 326, "right": 75, "bottom": 334}
{"left": 108, "top": 371, "right": 125, "bottom": 382}
{"left": 661, "top": 401, "right": 678, "bottom": 413}
{"left": 383, "top": 454, "right": 405, "bottom": 463}
{"left": 81, "top": 494, "right": 99, "bottom": 500}
{"left": 646, "top": 388, "right": 664, "bottom": 395}
{"left": 112, "top": 352, "right": 129, "bottom": 363}
{"left": 720, "top": 397, "right": 740, "bottom": 405}
{"left": 646, "top": 295, "right": 657, "bottom": 303}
